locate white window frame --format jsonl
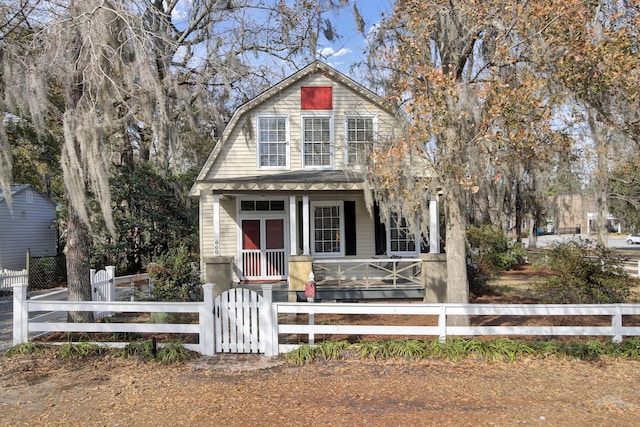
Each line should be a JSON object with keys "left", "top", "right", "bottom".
{"left": 311, "top": 201, "right": 345, "bottom": 257}
{"left": 387, "top": 213, "right": 419, "bottom": 257}
{"left": 256, "top": 114, "right": 290, "bottom": 170}
{"left": 344, "top": 114, "right": 376, "bottom": 168}
{"left": 301, "top": 114, "right": 334, "bottom": 169}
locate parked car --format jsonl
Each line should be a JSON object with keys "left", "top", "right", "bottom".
{"left": 626, "top": 234, "right": 640, "bottom": 244}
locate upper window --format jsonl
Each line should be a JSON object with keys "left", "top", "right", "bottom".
{"left": 301, "top": 86, "right": 332, "bottom": 110}
{"left": 257, "top": 116, "right": 289, "bottom": 169}
{"left": 346, "top": 116, "right": 375, "bottom": 166}
{"left": 311, "top": 201, "right": 344, "bottom": 257}
{"left": 388, "top": 214, "right": 418, "bottom": 256}
{"left": 302, "top": 116, "right": 333, "bottom": 168}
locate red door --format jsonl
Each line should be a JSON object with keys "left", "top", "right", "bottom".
{"left": 241, "top": 218, "right": 286, "bottom": 280}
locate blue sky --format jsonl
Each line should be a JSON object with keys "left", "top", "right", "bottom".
{"left": 317, "top": 0, "right": 392, "bottom": 75}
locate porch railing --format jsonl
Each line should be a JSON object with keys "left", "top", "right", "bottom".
{"left": 312, "top": 258, "right": 422, "bottom": 288}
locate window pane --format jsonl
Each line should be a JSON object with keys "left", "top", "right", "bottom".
{"left": 303, "top": 117, "right": 332, "bottom": 167}
{"left": 258, "top": 117, "right": 287, "bottom": 167}
{"left": 346, "top": 116, "right": 374, "bottom": 165}
{"left": 313, "top": 204, "right": 341, "bottom": 254}
{"left": 388, "top": 213, "right": 417, "bottom": 255}
{"left": 241, "top": 201, "right": 255, "bottom": 211}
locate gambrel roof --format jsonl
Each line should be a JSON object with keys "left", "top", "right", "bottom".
{"left": 190, "top": 61, "right": 397, "bottom": 196}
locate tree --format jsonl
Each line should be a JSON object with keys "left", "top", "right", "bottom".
{"left": 543, "top": 1, "right": 640, "bottom": 242}
{"left": 365, "top": 0, "right": 568, "bottom": 303}
{"left": 0, "top": 0, "right": 349, "bottom": 321}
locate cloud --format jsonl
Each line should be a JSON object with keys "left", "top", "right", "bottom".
{"left": 318, "top": 47, "right": 352, "bottom": 58}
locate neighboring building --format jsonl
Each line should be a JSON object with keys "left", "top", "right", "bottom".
{"left": 551, "top": 194, "right": 619, "bottom": 235}
{"left": 190, "top": 62, "right": 442, "bottom": 296}
{"left": 0, "top": 184, "right": 58, "bottom": 270}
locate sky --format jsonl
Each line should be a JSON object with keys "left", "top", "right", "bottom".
{"left": 316, "top": 0, "right": 393, "bottom": 76}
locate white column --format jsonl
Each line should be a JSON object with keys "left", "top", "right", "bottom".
{"left": 289, "top": 196, "right": 297, "bottom": 255}
{"left": 13, "top": 282, "right": 28, "bottom": 345}
{"left": 202, "top": 283, "right": 216, "bottom": 356}
{"left": 429, "top": 197, "right": 440, "bottom": 254}
{"left": 213, "top": 194, "right": 220, "bottom": 256}
{"left": 303, "top": 195, "right": 310, "bottom": 255}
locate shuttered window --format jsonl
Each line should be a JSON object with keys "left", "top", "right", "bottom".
{"left": 301, "top": 86, "right": 332, "bottom": 110}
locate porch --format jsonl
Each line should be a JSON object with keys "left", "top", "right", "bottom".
{"left": 236, "top": 254, "right": 446, "bottom": 302}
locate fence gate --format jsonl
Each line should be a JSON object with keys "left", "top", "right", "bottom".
{"left": 214, "top": 288, "right": 266, "bottom": 353}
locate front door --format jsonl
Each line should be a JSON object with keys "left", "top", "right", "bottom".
{"left": 241, "top": 217, "right": 287, "bottom": 281}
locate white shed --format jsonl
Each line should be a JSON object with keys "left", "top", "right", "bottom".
{"left": 0, "top": 184, "right": 58, "bottom": 270}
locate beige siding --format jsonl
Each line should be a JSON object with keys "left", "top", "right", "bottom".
{"left": 308, "top": 193, "right": 376, "bottom": 258}
{"left": 206, "top": 74, "right": 399, "bottom": 180}
{"left": 199, "top": 196, "right": 237, "bottom": 258}
{"left": 218, "top": 199, "right": 237, "bottom": 258}
{"left": 355, "top": 197, "right": 376, "bottom": 256}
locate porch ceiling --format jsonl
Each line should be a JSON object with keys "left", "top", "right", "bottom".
{"left": 195, "top": 170, "right": 365, "bottom": 192}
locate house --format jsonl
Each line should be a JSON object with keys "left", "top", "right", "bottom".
{"left": 190, "top": 62, "right": 445, "bottom": 300}
{"left": 0, "top": 184, "right": 58, "bottom": 270}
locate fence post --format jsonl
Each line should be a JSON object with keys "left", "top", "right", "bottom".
{"left": 105, "top": 266, "right": 116, "bottom": 301}
{"left": 12, "top": 282, "right": 28, "bottom": 346}
{"left": 261, "top": 284, "right": 276, "bottom": 356}
{"left": 612, "top": 306, "right": 623, "bottom": 344}
{"left": 438, "top": 305, "right": 447, "bottom": 342}
{"left": 202, "top": 283, "right": 216, "bottom": 356}
{"left": 90, "top": 268, "right": 96, "bottom": 301}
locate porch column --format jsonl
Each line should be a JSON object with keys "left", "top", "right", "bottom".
{"left": 289, "top": 196, "right": 297, "bottom": 255}
{"left": 213, "top": 193, "right": 220, "bottom": 256}
{"left": 429, "top": 197, "right": 440, "bottom": 253}
{"left": 302, "top": 195, "right": 310, "bottom": 255}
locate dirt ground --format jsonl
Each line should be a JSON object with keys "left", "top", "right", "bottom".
{"left": 1, "top": 265, "right": 640, "bottom": 426}
{"left": 1, "top": 352, "right": 639, "bottom": 426}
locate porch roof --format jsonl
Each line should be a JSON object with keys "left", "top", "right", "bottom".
{"left": 193, "top": 170, "right": 365, "bottom": 193}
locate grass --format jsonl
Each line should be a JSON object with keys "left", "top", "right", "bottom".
{"left": 285, "top": 337, "right": 640, "bottom": 365}
{"left": 3, "top": 339, "right": 193, "bottom": 364}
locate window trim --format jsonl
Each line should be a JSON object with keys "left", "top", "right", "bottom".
{"left": 386, "top": 213, "right": 419, "bottom": 257}
{"left": 256, "top": 114, "right": 290, "bottom": 170}
{"left": 301, "top": 114, "right": 334, "bottom": 170}
{"left": 310, "top": 200, "right": 345, "bottom": 257}
{"left": 344, "top": 114, "right": 377, "bottom": 168}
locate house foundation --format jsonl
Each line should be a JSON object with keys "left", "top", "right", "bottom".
{"left": 420, "top": 253, "right": 448, "bottom": 303}
{"left": 203, "top": 256, "right": 234, "bottom": 296}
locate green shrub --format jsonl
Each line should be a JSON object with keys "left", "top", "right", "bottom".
{"left": 533, "top": 238, "right": 632, "bottom": 303}
{"left": 56, "top": 343, "right": 104, "bottom": 360}
{"left": 156, "top": 342, "right": 193, "bottom": 364}
{"left": 148, "top": 245, "right": 202, "bottom": 302}
{"left": 285, "top": 338, "right": 640, "bottom": 364}
{"left": 3, "top": 342, "right": 46, "bottom": 356}
{"left": 466, "top": 225, "right": 527, "bottom": 295}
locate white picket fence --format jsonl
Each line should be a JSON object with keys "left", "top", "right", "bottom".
{"left": 11, "top": 279, "right": 640, "bottom": 356}
{"left": 623, "top": 260, "right": 640, "bottom": 277}
{"left": 0, "top": 269, "right": 28, "bottom": 289}
{"left": 275, "top": 302, "right": 640, "bottom": 353}
{"left": 12, "top": 283, "right": 222, "bottom": 355}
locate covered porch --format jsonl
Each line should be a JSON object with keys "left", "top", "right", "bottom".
{"left": 196, "top": 170, "right": 446, "bottom": 302}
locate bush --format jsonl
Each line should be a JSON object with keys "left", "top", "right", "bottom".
{"left": 533, "top": 238, "right": 632, "bottom": 303}
{"left": 148, "top": 245, "right": 202, "bottom": 302}
{"left": 466, "top": 225, "right": 527, "bottom": 295}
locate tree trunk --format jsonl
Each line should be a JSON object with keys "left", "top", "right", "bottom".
{"left": 443, "top": 185, "right": 470, "bottom": 326}
{"left": 443, "top": 185, "right": 469, "bottom": 297}
{"left": 588, "top": 109, "right": 610, "bottom": 245}
{"left": 65, "top": 199, "right": 94, "bottom": 323}
{"left": 528, "top": 213, "right": 538, "bottom": 248}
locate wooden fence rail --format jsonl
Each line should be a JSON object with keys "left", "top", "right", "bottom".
{"left": 12, "top": 283, "right": 218, "bottom": 356}
{"left": 275, "top": 302, "right": 640, "bottom": 354}
{"left": 11, "top": 282, "right": 640, "bottom": 357}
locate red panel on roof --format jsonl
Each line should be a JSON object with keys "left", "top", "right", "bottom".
{"left": 301, "top": 86, "right": 332, "bottom": 110}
